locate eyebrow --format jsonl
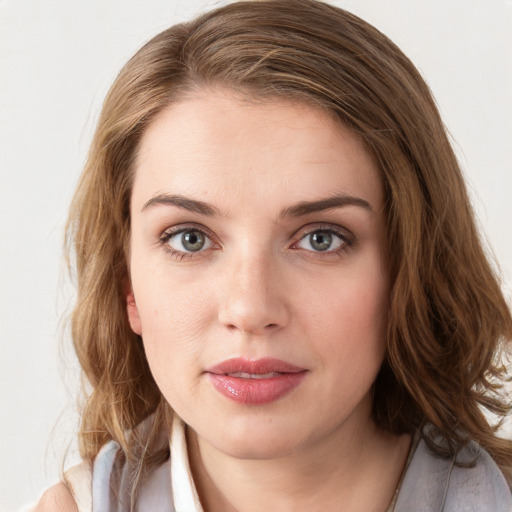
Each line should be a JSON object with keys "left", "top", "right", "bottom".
{"left": 142, "top": 194, "right": 220, "bottom": 215}
{"left": 141, "top": 193, "right": 373, "bottom": 217}
{"left": 279, "top": 194, "right": 373, "bottom": 219}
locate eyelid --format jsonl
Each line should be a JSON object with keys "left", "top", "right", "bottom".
{"left": 159, "top": 223, "right": 219, "bottom": 254}
{"left": 290, "top": 223, "right": 354, "bottom": 252}
{"left": 158, "top": 222, "right": 354, "bottom": 260}
{"left": 160, "top": 222, "right": 216, "bottom": 240}
{"left": 292, "top": 223, "right": 353, "bottom": 242}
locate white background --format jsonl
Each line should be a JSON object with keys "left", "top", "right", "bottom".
{"left": 1, "top": 1, "right": 511, "bottom": 510}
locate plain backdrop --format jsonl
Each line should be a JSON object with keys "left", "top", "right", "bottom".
{"left": 1, "top": 1, "right": 511, "bottom": 510}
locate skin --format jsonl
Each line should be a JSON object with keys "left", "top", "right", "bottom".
{"left": 37, "top": 89, "right": 410, "bottom": 511}
{"left": 34, "top": 483, "right": 77, "bottom": 512}
{"left": 127, "top": 90, "right": 410, "bottom": 511}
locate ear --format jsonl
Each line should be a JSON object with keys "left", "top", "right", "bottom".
{"left": 126, "top": 286, "right": 142, "bottom": 336}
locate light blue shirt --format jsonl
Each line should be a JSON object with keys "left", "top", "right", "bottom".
{"left": 87, "top": 417, "right": 512, "bottom": 512}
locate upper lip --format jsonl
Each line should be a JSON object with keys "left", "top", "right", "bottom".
{"left": 206, "top": 357, "right": 306, "bottom": 375}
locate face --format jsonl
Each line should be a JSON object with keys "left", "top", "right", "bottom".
{"left": 127, "top": 90, "right": 390, "bottom": 460}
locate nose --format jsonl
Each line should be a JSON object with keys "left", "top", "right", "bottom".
{"left": 217, "top": 249, "right": 289, "bottom": 336}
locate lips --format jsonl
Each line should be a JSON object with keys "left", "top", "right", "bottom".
{"left": 205, "top": 357, "right": 307, "bottom": 405}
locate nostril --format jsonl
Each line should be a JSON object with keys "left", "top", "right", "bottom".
{"left": 225, "top": 323, "right": 279, "bottom": 334}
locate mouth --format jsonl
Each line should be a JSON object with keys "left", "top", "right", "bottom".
{"left": 206, "top": 357, "right": 306, "bottom": 375}
{"left": 223, "top": 371, "right": 281, "bottom": 379}
{"left": 205, "top": 357, "right": 307, "bottom": 405}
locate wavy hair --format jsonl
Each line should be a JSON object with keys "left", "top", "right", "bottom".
{"left": 66, "top": 0, "right": 512, "bottom": 492}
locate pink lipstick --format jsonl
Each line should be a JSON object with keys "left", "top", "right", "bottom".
{"left": 206, "top": 358, "right": 307, "bottom": 405}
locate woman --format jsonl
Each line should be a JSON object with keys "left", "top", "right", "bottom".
{"left": 35, "top": 0, "right": 512, "bottom": 510}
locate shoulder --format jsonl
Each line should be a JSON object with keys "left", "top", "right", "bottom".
{"left": 396, "top": 437, "right": 512, "bottom": 511}
{"left": 443, "top": 441, "right": 512, "bottom": 511}
{"left": 33, "top": 459, "right": 93, "bottom": 512}
{"left": 33, "top": 483, "right": 78, "bottom": 512}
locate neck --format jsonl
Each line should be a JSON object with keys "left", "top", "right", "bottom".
{"left": 187, "top": 412, "right": 411, "bottom": 512}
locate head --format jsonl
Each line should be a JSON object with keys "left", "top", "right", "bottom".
{"left": 68, "top": 0, "right": 512, "bottom": 471}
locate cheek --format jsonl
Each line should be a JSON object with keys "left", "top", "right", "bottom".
{"left": 133, "top": 282, "right": 211, "bottom": 407}
{"left": 325, "top": 288, "right": 389, "bottom": 399}
{"left": 302, "top": 260, "right": 389, "bottom": 365}
{"left": 131, "top": 269, "right": 217, "bottom": 362}
{"left": 312, "top": 261, "right": 388, "bottom": 327}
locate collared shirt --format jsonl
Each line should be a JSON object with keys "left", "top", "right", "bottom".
{"left": 36, "top": 415, "right": 512, "bottom": 512}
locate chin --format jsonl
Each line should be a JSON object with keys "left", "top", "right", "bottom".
{"left": 202, "top": 418, "right": 305, "bottom": 460}
{"left": 217, "top": 436, "right": 299, "bottom": 460}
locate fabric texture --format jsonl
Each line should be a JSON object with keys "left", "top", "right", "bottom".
{"left": 57, "top": 417, "right": 512, "bottom": 512}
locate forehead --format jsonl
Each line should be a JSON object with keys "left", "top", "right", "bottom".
{"left": 132, "top": 90, "right": 382, "bottom": 214}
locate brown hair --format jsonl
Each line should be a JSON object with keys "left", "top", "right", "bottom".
{"left": 67, "top": 0, "right": 512, "bottom": 490}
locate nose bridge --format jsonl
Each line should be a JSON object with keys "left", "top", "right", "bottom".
{"left": 218, "top": 242, "right": 288, "bottom": 334}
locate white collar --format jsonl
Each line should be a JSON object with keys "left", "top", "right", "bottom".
{"left": 170, "top": 415, "right": 204, "bottom": 512}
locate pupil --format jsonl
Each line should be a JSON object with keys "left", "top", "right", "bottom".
{"left": 311, "top": 231, "right": 332, "bottom": 251}
{"left": 182, "top": 231, "right": 205, "bottom": 252}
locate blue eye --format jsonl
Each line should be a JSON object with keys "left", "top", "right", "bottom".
{"left": 297, "top": 229, "right": 346, "bottom": 252}
{"left": 165, "top": 229, "right": 213, "bottom": 253}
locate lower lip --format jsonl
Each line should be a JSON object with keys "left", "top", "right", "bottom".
{"left": 208, "top": 372, "right": 307, "bottom": 405}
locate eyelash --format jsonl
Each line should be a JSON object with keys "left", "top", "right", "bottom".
{"left": 159, "top": 223, "right": 354, "bottom": 261}
{"left": 292, "top": 224, "right": 354, "bottom": 258}
{"left": 159, "top": 224, "right": 217, "bottom": 262}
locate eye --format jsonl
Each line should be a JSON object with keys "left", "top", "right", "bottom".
{"left": 163, "top": 228, "right": 214, "bottom": 253}
{"left": 296, "top": 229, "right": 348, "bottom": 253}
